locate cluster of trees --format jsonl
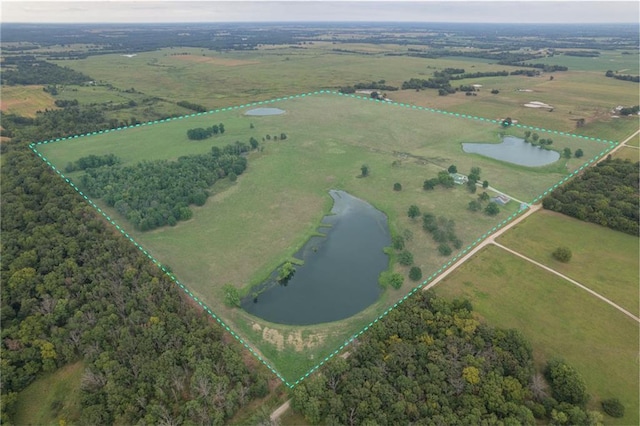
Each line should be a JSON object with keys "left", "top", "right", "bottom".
{"left": 1, "top": 137, "right": 267, "bottom": 424}
{"left": 186, "top": 123, "right": 225, "bottom": 140}
{"left": 292, "top": 292, "right": 603, "bottom": 425}
{"left": 618, "top": 105, "right": 639, "bottom": 116}
{"left": 605, "top": 70, "right": 640, "bottom": 83}
{"left": 564, "top": 50, "right": 600, "bottom": 57}
{"left": 339, "top": 80, "right": 398, "bottom": 94}
{"left": 542, "top": 158, "right": 639, "bottom": 235}
{"left": 424, "top": 170, "right": 454, "bottom": 190}
{"left": 422, "top": 212, "right": 462, "bottom": 255}
{"left": 177, "top": 100, "right": 207, "bottom": 112}
{"left": 523, "top": 130, "right": 555, "bottom": 147}
{"left": 53, "top": 99, "right": 79, "bottom": 108}
{"left": 64, "top": 154, "right": 120, "bottom": 173}
{"left": 468, "top": 191, "right": 500, "bottom": 216}
{"left": 1, "top": 58, "right": 92, "bottom": 85}
{"left": 80, "top": 142, "right": 254, "bottom": 231}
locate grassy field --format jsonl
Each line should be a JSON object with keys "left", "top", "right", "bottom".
{"left": 435, "top": 246, "right": 639, "bottom": 426}
{"left": 37, "top": 92, "right": 612, "bottom": 382}
{"left": 614, "top": 146, "right": 639, "bottom": 161}
{"left": 497, "top": 209, "right": 640, "bottom": 316}
{"left": 0, "top": 85, "right": 57, "bottom": 117}
{"left": 13, "top": 362, "right": 84, "bottom": 425}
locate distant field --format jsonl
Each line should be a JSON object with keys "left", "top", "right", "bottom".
{"left": 50, "top": 45, "right": 638, "bottom": 142}
{"left": 0, "top": 85, "right": 57, "bottom": 117}
{"left": 36, "top": 92, "right": 612, "bottom": 383}
{"left": 13, "top": 362, "right": 84, "bottom": 425}
{"left": 435, "top": 246, "right": 639, "bottom": 426}
{"left": 530, "top": 50, "right": 640, "bottom": 74}
{"left": 497, "top": 209, "right": 640, "bottom": 316}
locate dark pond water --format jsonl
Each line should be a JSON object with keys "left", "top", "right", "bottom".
{"left": 241, "top": 190, "right": 390, "bottom": 325}
{"left": 244, "top": 107, "right": 286, "bottom": 116}
{"left": 462, "top": 136, "right": 560, "bottom": 167}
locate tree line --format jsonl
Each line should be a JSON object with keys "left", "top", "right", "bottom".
{"left": 186, "top": 123, "right": 225, "bottom": 140}
{"left": 1, "top": 136, "right": 268, "bottom": 424}
{"left": 1, "top": 57, "right": 92, "bottom": 86}
{"left": 80, "top": 141, "right": 253, "bottom": 231}
{"left": 605, "top": 70, "right": 640, "bottom": 83}
{"left": 542, "top": 157, "right": 639, "bottom": 236}
{"left": 292, "top": 291, "right": 603, "bottom": 425}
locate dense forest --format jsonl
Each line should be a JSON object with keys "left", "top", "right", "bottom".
{"left": 292, "top": 292, "right": 602, "bottom": 425}
{"left": 1, "top": 114, "right": 268, "bottom": 425}
{"left": 1, "top": 57, "right": 92, "bottom": 85}
{"left": 542, "top": 158, "right": 639, "bottom": 236}
{"left": 79, "top": 142, "right": 251, "bottom": 231}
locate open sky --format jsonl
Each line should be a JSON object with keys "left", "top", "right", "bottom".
{"left": 2, "top": 1, "right": 639, "bottom": 24}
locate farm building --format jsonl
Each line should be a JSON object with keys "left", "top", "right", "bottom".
{"left": 451, "top": 173, "right": 469, "bottom": 185}
{"left": 491, "top": 194, "right": 511, "bottom": 205}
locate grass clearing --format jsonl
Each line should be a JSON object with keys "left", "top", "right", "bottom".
{"left": 614, "top": 145, "right": 639, "bottom": 161}
{"left": 0, "top": 85, "right": 57, "bottom": 117}
{"left": 36, "top": 92, "right": 611, "bottom": 383}
{"left": 497, "top": 209, "right": 640, "bottom": 316}
{"left": 435, "top": 245, "right": 639, "bottom": 426}
{"left": 13, "top": 362, "right": 84, "bottom": 425}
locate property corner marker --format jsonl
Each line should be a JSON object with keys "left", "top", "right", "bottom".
{"left": 30, "top": 90, "right": 617, "bottom": 388}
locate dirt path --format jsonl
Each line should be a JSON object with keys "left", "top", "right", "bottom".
{"left": 424, "top": 203, "right": 542, "bottom": 291}
{"left": 270, "top": 399, "right": 291, "bottom": 423}
{"left": 493, "top": 241, "right": 640, "bottom": 323}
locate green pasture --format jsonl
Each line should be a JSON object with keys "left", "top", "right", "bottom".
{"left": 435, "top": 246, "right": 639, "bottom": 426}
{"left": 13, "top": 362, "right": 84, "bottom": 425}
{"left": 36, "top": 93, "right": 611, "bottom": 383}
{"left": 497, "top": 209, "right": 640, "bottom": 316}
{"left": 530, "top": 50, "right": 640, "bottom": 74}
{"left": 46, "top": 45, "right": 639, "bottom": 143}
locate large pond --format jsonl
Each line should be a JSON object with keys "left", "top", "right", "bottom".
{"left": 462, "top": 136, "right": 560, "bottom": 167}
{"left": 241, "top": 190, "right": 390, "bottom": 325}
{"left": 244, "top": 107, "right": 286, "bottom": 116}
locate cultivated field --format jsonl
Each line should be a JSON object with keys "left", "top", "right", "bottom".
{"left": 435, "top": 245, "right": 639, "bottom": 426}
{"left": 36, "top": 92, "right": 611, "bottom": 382}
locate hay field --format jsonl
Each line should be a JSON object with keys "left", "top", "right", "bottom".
{"left": 0, "top": 85, "right": 57, "bottom": 117}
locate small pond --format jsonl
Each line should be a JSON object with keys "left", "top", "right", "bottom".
{"left": 244, "top": 107, "right": 286, "bottom": 116}
{"left": 462, "top": 136, "right": 560, "bottom": 167}
{"left": 241, "top": 190, "right": 390, "bottom": 325}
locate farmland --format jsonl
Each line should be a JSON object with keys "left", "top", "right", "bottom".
{"left": 37, "top": 91, "right": 610, "bottom": 381}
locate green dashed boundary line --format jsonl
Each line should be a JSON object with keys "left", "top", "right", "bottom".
{"left": 29, "top": 90, "right": 618, "bottom": 389}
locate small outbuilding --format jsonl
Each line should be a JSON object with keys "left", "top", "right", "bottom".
{"left": 451, "top": 173, "right": 469, "bottom": 185}
{"left": 491, "top": 194, "right": 511, "bottom": 205}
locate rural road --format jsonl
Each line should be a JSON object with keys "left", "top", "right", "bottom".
{"left": 269, "top": 129, "right": 639, "bottom": 423}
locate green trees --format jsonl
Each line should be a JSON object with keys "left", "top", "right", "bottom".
{"left": 278, "top": 261, "right": 296, "bottom": 283}
{"left": 545, "top": 358, "right": 589, "bottom": 406}
{"left": 552, "top": 246, "right": 572, "bottom": 263}
{"left": 601, "top": 398, "right": 625, "bottom": 418}
{"left": 407, "top": 205, "right": 420, "bottom": 219}
{"left": 422, "top": 212, "right": 462, "bottom": 254}
{"left": 397, "top": 250, "right": 414, "bottom": 266}
{"left": 563, "top": 147, "right": 572, "bottom": 158}
{"left": 392, "top": 235, "right": 405, "bottom": 250}
{"left": 447, "top": 164, "right": 457, "bottom": 173}
{"left": 468, "top": 200, "right": 482, "bottom": 212}
{"left": 378, "top": 271, "right": 404, "bottom": 289}
{"left": 423, "top": 178, "right": 438, "bottom": 190}
{"left": 79, "top": 141, "right": 253, "bottom": 231}
{"left": 437, "top": 170, "right": 455, "bottom": 188}
{"left": 483, "top": 180, "right": 489, "bottom": 189}
{"left": 409, "top": 266, "right": 422, "bottom": 281}
{"left": 360, "top": 164, "right": 369, "bottom": 177}
{"left": 574, "top": 148, "right": 584, "bottom": 158}
{"left": 291, "top": 292, "right": 540, "bottom": 425}
{"left": 542, "top": 158, "right": 638, "bottom": 235}
{"left": 485, "top": 201, "right": 500, "bottom": 216}
{"left": 393, "top": 182, "right": 402, "bottom": 191}
{"left": 186, "top": 123, "right": 225, "bottom": 140}
{"left": 223, "top": 284, "right": 241, "bottom": 307}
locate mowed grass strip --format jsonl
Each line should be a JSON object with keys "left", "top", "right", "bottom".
{"left": 435, "top": 245, "right": 639, "bottom": 426}
{"left": 496, "top": 209, "right": 639, "bottom": 316}
{"left": 613, "top": 145, "right": 639, "bottom": 161}
{"left": 0, "top": 85, "right": 57, "bottom": 117}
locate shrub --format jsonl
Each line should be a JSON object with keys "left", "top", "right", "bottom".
{"left": 552, "top": 246, "right": 572, "bottom": 263}
{"left": 438, "top": 244, "right": 452, "bottom": 256}
{"left": 392, "top": 235, "right": 405, "bottom": 250}
{"left": 393, "top": 182, "right": 402, "bottom": 191}
{"left": 468, "top": 200, "right": 482, "bottom": 212}
{"left": 545, "top": 358, "right": 588, "bottom": 406}
{"left": 484, "top": 201, "right": 500, "bottom": 216}
{"left": 407, "top": 205, "right": 421, "bottom": 219}
{"left": 379, "top": 271, "right": 404, "bottom": 289}
{"left": 409, "top": 266, "right": 422, "bottom": 281}
{"left": 601, "top": 398, "right": 625, "bottom": 418}
{"left": 398, "top": 251, "right": 414, "bottom": 266}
